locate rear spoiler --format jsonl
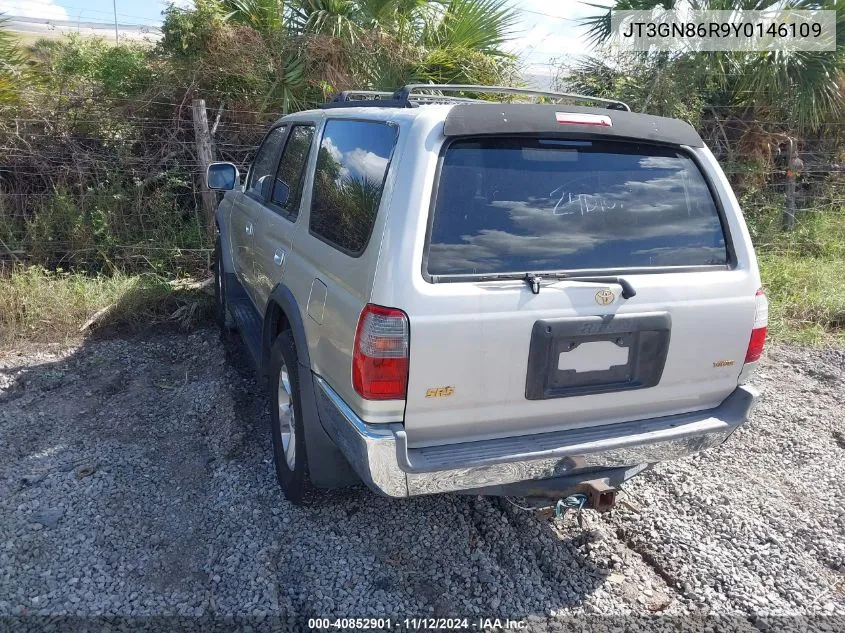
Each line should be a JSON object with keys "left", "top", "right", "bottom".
{"left": 443, "top": 104, "right": 706, "bottom": 148}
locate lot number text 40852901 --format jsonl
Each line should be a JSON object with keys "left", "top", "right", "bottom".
{"left": 307, "top": 617, "right": 528, "bottom": 630}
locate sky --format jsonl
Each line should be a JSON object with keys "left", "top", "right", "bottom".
{"left": 505, "top": 1, "right": 598, "bottom": 83}
{"left": 0, "top": 0, "right": 599, "bottom": 83}
{"left": 0, "top": 0, "right": 188, "bottom": 23}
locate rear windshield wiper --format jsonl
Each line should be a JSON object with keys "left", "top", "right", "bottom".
{"left": 523, "top": 273, "right": 637, "bottom": 299}
{"left": 431, "top": 271, "right": 636, "bottom": 299}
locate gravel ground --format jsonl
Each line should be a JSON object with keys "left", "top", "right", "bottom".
{"left": 0, "top": 328, "right": 843, "bottom": 631}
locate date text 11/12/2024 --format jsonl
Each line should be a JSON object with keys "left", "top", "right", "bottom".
{"left": 308, "top": 617, "right": 528, "bottom": 630}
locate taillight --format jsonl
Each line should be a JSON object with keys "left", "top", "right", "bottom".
{"left": 745, "top": 289, "right": 768, "bottom": 363}
{"left": 352, "top": 304, "right": 409, "bottom": 400}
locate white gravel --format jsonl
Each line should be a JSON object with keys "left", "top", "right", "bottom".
{"left": 0, "top": 329, "right": 843, "bottom": 631}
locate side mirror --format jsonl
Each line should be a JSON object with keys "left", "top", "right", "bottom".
{"left": 206, "top": 162, "right": 239, "bottom": 191}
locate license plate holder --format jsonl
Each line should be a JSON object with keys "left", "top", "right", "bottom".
{"left": 525, "top": 313, "right": 670, "bottom": 400}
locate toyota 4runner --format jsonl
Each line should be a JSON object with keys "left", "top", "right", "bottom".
{"left": 207, "top": 85, "right": 766, "bottom": 506}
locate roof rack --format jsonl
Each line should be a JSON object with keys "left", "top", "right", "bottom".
{"left": 322, "top": 84, "right": 631, "bottom": 111}
{"left": 322, "top": 90, "right": 410, "bottom": 109}
{"left": 331, "top": 90, "right": 395, "bottom": 101}
{"left": 395, "top": 84, "right": 631, "bottom": 111}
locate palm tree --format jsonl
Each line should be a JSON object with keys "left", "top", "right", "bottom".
{"left": 221, "top": 0, "right": 287, "bottom": 34}
{"left": 420, "top": 0, "right": 517, "bottom": 57}
{"left": 220, "top": 0, "right": 519, "bottom": 88}
{"left": 292, "top": 0, "right": 361, "bottom": 40}
{"left": 287, "top": 0, "right": 518, "bottom": 55}
{"left": 576, "top": 0, "right": 845, "bottom": 129}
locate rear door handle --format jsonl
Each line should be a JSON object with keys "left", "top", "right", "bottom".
{"left": 273, "top": 248, "right": 285, "bottom": 266}
{"left": 245, "top": 222, "right": 253, "bottom": 236}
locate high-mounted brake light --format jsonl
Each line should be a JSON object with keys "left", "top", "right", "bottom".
{"left": 745, "top": 289, "right": 768, "bottom": 363}
{"left": 353, "top": 304, "right": 409, "bottom": 400}
{"left": 555, "top": 112, "right": 612, "bottom": 127}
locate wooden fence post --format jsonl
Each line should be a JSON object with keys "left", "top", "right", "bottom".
{"left": 192, "top": 99, "right": 217, "bottom": 239}
{"left": 783, "top": 138, "right": 797, "bottom": 231}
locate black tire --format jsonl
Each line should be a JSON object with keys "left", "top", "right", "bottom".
{"left": 268, "top": 330, "right": 315, "bottom": 505}
{"left": 213, "top": 235, "right": 234, "bottom": 332}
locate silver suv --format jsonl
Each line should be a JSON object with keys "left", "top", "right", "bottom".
{"left": 208, "top": 85, "right": 767, "bottom": 506}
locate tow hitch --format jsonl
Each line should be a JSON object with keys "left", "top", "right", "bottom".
{"left": 578, "top": 478, "right": 618, "bottom": 513}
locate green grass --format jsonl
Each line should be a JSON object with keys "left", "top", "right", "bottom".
{"left": 0, "top": 266, "right": 213, "bottom": 350}
{"left": 743, "top": 190, "right": 845, "bottom": 346}
{"left": 759, "top": 253, "right": 845, "bottom": 346}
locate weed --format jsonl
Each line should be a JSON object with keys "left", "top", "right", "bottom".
{"left": 759, "top": 253, "right": 845, "bottom": 346}
{"left": 0, "top": 266, "right": 213, "bottom": 349}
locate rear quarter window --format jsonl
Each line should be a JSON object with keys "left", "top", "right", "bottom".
{"left": 426, "top": 138, "right": 728, "bottom": 276}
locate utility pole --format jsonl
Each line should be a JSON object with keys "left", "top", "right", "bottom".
{"left": 113, "top": 0, "right": 119, "bottom": 44}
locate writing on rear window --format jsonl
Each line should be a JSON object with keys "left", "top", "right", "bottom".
{"left": 551, "top": 187, "right": 622, "bottom": 216}
{"left": 426, "top": 139, "right": 728, "bottom": 276}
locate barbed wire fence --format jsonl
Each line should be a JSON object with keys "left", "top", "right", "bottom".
{"left": 0, "top": 86, "right": 288, "bottom": 275}
{"left": 1, "top": 86, "right": 843, "bottom": 277}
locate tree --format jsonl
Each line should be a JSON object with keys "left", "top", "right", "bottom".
{"left": 222, "top": 0, "right": 287, "bottom": 35}
{"left": 560, "top": 53, "right": 711, "bottom": 125}
{"left": 217, "top": 0, "right": 519, "bottom": 90}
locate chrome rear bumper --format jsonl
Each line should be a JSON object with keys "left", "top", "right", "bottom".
{"left": 313, "top": 376, "right": 758, "bottom": 498}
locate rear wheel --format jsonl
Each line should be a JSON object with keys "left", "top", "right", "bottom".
{"left": 213, "top": 235, "right": 234, "bottom": 332}
{"left": 269, "top": 330, "right": 315, "bottom": 505}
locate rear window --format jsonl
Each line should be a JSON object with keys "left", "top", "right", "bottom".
{"left": 426, "top": 138, "right": 728, "bottom": 277}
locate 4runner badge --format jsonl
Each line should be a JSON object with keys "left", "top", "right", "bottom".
{"left": 595, "top": 289, "right": 615, "bottom": 306}
{"left": 713, "top": 359, "right": 736, "bottom": 368}
{"left": 425, "top": 386, "right": 454, "bottom": 398}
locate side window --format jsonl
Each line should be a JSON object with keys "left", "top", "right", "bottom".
{"left": 309, "top": 119, "right": 396, "bottom": 255}
{"left": 246, "top": 126, "right": 286, "bottom": 197}
{"left": 270, "top": 124, "right": 315, "bottom": 218}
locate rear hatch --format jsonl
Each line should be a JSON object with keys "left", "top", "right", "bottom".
{"left": 403, "top": 135, "right": 758, "bottom": 447}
